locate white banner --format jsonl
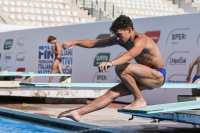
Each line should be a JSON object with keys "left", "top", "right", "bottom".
{"left": 0, "top": 13, "right": 200, "bottom": 104}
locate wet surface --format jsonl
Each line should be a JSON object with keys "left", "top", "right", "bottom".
{"left": 0, "top": 98, "right": 199, "bottom": 133}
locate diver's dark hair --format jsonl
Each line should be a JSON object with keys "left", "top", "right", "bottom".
{"left": 110, "top": 15, "right": 134, "bottom": 34}
{"left": 47, "top": 36, "right": 56, "bottom": 43}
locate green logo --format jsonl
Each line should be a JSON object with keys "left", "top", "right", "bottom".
{"left": 93, "top": 53, "right": 110, "bottom": 66}
{"left": 4, "top": 39, "right": 13, "bottom": 50}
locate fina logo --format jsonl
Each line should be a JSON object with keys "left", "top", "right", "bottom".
{"left": 38, "top": 45, "right": 54, "bottom": 60}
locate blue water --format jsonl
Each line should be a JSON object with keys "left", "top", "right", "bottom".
{"left": 0, "top": 116, "right": 71, "bottom": 133}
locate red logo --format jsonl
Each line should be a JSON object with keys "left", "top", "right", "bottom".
{"left": 144, "top": 31, "right": 161, "bottom": 44}
{"left": 16, "top": 68, "right": 25, "bottom": 79}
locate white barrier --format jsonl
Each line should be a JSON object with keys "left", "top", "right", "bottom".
{"left": 0, "top": 13, "right": 200, "bottom": 104}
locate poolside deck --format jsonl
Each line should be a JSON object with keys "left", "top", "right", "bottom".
{"left": 0, "top": 100, "right": 199, "bottom": 133}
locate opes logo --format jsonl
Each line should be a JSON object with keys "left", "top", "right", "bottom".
{"left": 166, "top": 28, "right": 189, "bottom": 45}
{"left": 4, "top": 39, "right": 13, "bottom": 50}
{"left": 16, "top": 67, "right": 25, "bottom": 79}
{"left": 4, "top": 53, "right": 12, "bottom": 63}
{"left": 144, "top": 31, "right": 161, "bottom": 44}
{"left": 16, "top": 52, "right": 25, "bottom": 62}
{"left": 93, "top": 53, "right": 110, "bottom": 67}
{"left": 169, "top": 57, "right": 186, "bottom": 65}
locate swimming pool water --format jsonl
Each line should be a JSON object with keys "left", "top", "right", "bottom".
{"left": 0, "top": 116, "right": 70, "bottom": 133}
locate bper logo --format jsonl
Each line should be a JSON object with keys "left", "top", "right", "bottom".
{"left": 97, "top": 75, "right": 107, "bottom": 80}
{"left": 169, "top": 57, "right": 186, "bottom": 65}
{"left": 93, "top": 53, "right": 110, "bottom": 66}
{"left": 172, "top": 33, "right": 187, "bottom": 40}
{"left": 166, "top": 28, "right": 190, "bottom": 45}
{"left": 93, "top": 71, "right": 109, "bottom": 83}
{"left": 4, "top": 39, "right": 13, "bottom": 50}
{"left": 144, "top": 31, "right": 160, "bottom": 44}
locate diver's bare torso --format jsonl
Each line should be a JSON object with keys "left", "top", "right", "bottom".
{"left": 55, "top": 42, "right": 62, "bottom": 59}
{"left": 111, "top": 34, "right": 164, "bottom": 69}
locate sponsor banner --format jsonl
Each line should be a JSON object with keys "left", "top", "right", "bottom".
{"left": 3, "top": 53, "right": 12, "bottom": 63}
{"left": 37, "top": 44, "right": 73, "bottom": 75}
{"left": 59, "top": 49, "right": 73, "bottom": 74}
{"left": 38, "top": 45, "right": 55, "bottom": 74}
{"left": 15, "top": 67, "right": 25, "bottom": 79}
{"left": 4, "top": 39, "right": 13, "bottom": 50}
{"left": 165, "top": 51, "right": 190, "bottom": 67}
{"left": 93, "top": 71, "right": 110, "bottom": 83}
{"left": 93, "top": 53, "right": 110, "bottom": 67}
{"left": 0, "top": 13, "right": 200, "bottom": 104}
{"left": 16, "top": 37, "right": 26, "bottom": 49}
{"left": 166, "top": 28, "right": 189, "bottom": 45}
{"left": 144, "top": 31, "right": 160, "bottom": 44}
{"left": 15, "top": 52, "right": 25, "bottom": 62}
{"left": 167, "top": 74, "right": 187, "bottom": 83}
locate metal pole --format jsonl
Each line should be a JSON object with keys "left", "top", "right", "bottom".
{"left": 104, "top": 0, "right": 106, "bottom": 12}
{"left": 83, "top": 0, "right": 85, "bottom": 9}
{"left": 99, "top": 8, "right": 101, "bottom": 21}
{"left": 112, "top": 3, "right": 114, "bottom": 18}
{"left": 91, "top": 1, "right": 93, "bottom": 16}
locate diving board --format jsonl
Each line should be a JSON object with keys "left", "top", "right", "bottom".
{"left": 118, "top": 108, "right": 200, "bottom": 125}
{"left": 0, "top": 73, "right": 71, "bottom": 76}
{"left": 0, "top": 72, "right": 34, "bottom": 74}
{"left": 19, "top": 83, "right": 200, "bottom": 88}
{"left": 20, "top": 83, "right": 118, "bottom": 87}
{"left": 118, "top": 100, "right": 200, "bottom": 114}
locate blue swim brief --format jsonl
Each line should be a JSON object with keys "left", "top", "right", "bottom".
{"left": 156, "top": 68, "right": 166, "bottom": 86}
{"left": 192, "top": 75, "right": 200, "bottom": 83}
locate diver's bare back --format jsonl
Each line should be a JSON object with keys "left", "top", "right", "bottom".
{"left": 196, "top": 56, "right": 200, "bottom": 75}
{"left": 55, "top": 42, "right": 62, "bottom": 58}
{"left": 113, "top": 34, "right": 164, "bottom": 69}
